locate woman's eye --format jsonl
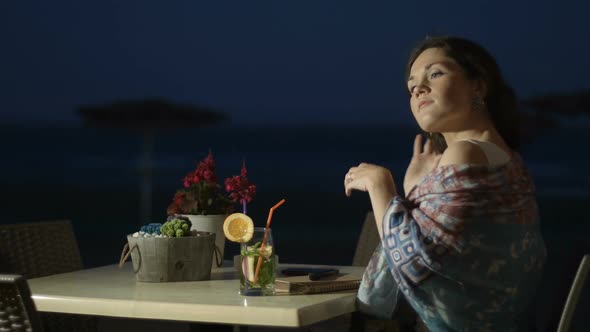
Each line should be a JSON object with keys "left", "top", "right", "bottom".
{"left": 430, "top": 71, "right": 443, "bottom": 79}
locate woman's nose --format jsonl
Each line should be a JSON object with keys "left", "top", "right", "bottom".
{"left": 413, "top": 82, "right": 429, "bottom": 97}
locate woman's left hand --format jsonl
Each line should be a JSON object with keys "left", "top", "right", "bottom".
{"left": 403, "top": 134, "right": 442, "bottom": 195}
{"left": 344, "top": 163, "right": 396, "bottom": 197}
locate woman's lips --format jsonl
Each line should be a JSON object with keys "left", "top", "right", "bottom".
{"left": 418, "top": 100, "right": 433, "bottom": 109}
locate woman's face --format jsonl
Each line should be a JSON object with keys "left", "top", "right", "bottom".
{"left": 407, "top": 47, "right": 477, "bottom": 133}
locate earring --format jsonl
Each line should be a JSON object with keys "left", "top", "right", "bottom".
{"left": 472, "top": 96, "right": 485, "bottom": 110}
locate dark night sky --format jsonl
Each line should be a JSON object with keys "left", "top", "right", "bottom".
{"left": 1, "top": 1, "right": 589, "bottom": 127}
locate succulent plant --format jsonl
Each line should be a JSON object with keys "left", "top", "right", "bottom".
{"left": 160, "top": 218, "right": 192, "bottom": 237}
{"left": 139, "top": 223, "right": 162, "bottom": 235}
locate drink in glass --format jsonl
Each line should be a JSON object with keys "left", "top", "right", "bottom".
{"left": 239, "top": 227, "right": 276, "bottom": 296}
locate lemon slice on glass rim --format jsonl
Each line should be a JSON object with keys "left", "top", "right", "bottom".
{"left": 223, "top": 213, "right": 254, "bottom": 242}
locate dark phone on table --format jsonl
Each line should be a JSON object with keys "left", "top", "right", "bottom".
{"left": 280, "top": 268, "right": 339, "bottom": 280}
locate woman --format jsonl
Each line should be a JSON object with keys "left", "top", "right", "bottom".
{"left": 345, "top": 36, "right": 546, "bottom": 331}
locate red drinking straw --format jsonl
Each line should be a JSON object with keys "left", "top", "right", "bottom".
{"left": 253, "top": 198, "right": 285, "bottom": 284}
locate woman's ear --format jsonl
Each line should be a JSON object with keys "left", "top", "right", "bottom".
{"left": 473, "top": 79, "right": 488, "bottom": 99}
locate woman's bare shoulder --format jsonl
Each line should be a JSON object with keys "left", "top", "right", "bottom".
{"left": 438, "top": 140, "right": 488, "bottom": 167}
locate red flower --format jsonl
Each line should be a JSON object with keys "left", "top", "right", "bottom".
{"left": 173, "top": 192, "right": 184, "bottom": 205}
{"left": 203, "top": 170, "right": 215, "bottom": 182}
{"left": 224, "top": 161, "right": 256, "bottom": 204}
{"left": 241, "top": 163, "right": 248, "bottom": 177}
{"left": 167, "top": 152, "right": 256, "bottom": 216}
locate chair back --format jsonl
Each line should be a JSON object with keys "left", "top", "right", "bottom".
{"left": 351, "top": 211, "right": 417, "bottom": 331}
{"left": 557, "top": 254, "right": 590, "bottom": 332}
{"left": 0, "top": 274, "right": 44, "bottom": 332}
{"left": 352, "top": 211, "right": 379, "bottom": 266}
{"left": 0, "top": 220, "right": 83, "bottom": 278}
{"left": 528, "top": 240, "right": 589, "bottom": 332}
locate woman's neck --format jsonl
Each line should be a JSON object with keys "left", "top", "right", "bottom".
{"left": 442, "top": 128, "right": 492, "bottom": 145}
{"left": 441, "top": 125, "right": 510, "bottom": 153}
{"left": 440, "top": 113, "right": 502, "bottom": 146}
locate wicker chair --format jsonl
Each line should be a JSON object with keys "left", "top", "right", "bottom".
{"left": 0, "top": 274, "right": 43, "bottom": 332}
{"left": 0, "top": 220, "right": 97, "bottom": 332}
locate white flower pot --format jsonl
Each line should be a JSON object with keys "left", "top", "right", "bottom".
{"left": 180, "top": 214, "right": 226, "bottom": 268}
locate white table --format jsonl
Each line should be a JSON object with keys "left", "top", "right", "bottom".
{"left": 28, "top": 263, "right": 365, "bottom": 328}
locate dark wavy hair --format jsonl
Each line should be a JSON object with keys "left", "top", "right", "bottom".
{"left": 406, "top": 36, "right": 520, "bottom": 153}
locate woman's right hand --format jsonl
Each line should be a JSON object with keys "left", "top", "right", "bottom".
{"left": 403, "top": 134, "right": 442, "bottom": 196}
{"left": 344, "top": 163, "right": 396, "bottom": 198}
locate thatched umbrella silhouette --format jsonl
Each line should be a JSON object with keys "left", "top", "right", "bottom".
{"left": 516, "top": 91, "right": 590, "bottom": 143}
{"left": 78, "top": 98, "right": 229, "bottom": 224}
{"left": 516, "top": 109, "right": 559, "bottom": 145}
{"left": 521, "top": 90, "right": 590, "bottom": 116}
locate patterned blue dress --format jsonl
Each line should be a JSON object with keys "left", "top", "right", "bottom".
{"left": 357, "top": 154, "right": 546, "bottom": 331}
